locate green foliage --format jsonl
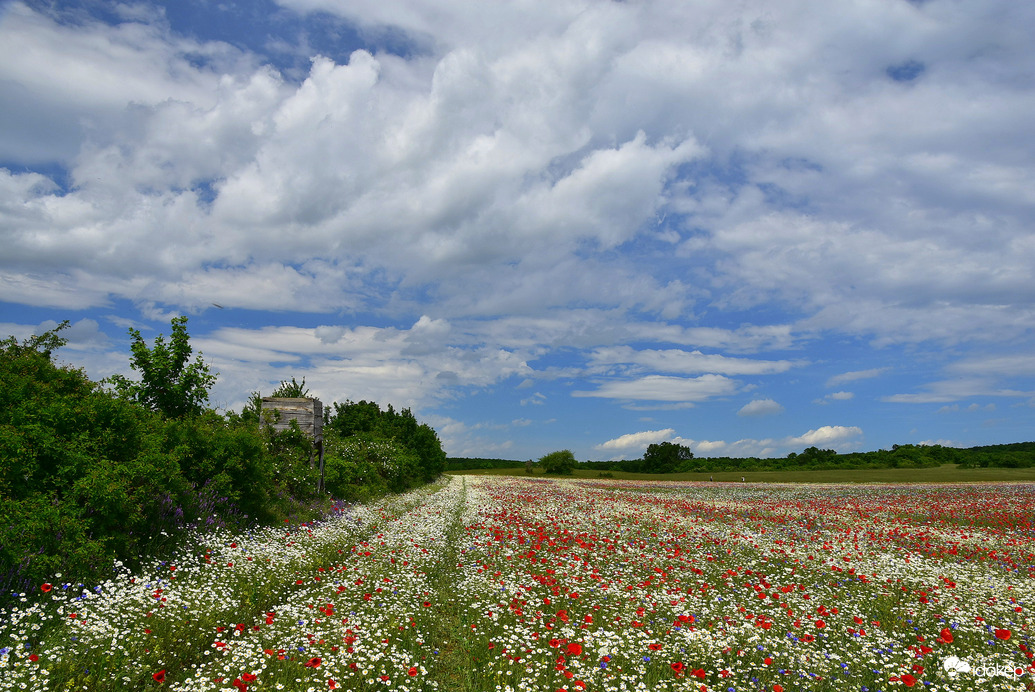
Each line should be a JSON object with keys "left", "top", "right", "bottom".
{"left": 594, "top": 441, "right": 998, "bottom": 474}
{"left": 0, "top": 323, "right": 329, "bottom": 594}
{"left": 106, "top": 316, "right": 216, "bottom": 418}
{"left": 446, "top": 457, "right": 526, "bottom": 470}
{"left": 328, "top": 400, "right": 446, "bottom": 483}
{"left": 238, "top": 391, "right": 264, "bottom": 425}
{"left": 270, "top": 376, "right": 310, "bottom": 398}
{"left": 640, "top": 441, "right": 693, "bottom": 474}
{"left": 324, "top": 430, "right": 419, "bottom": 494}
{"left": 1, "top": 326, "right": 179, "bottom": 590}
{"left": 0, "top": 321, "right": 448, "bottom": 596}
{"left": 956, "top": 442, "right": 1034, "bottom": 469}
{"left": 328, "top": 399, "right": 383, "bottom": 437}
{"left": 538, "top": 449, "right": 577, "bottom": 475}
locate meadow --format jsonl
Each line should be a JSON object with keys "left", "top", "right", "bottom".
{"left": 454, "top": 464, "right": 1035, "bottom": 484}
{"left": 1, "top": 476, "right": 1033, "bottom": 691}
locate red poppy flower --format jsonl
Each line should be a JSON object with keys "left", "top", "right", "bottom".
{"left": 305, "top": 657, "right": 322, "bottom": 668}
{"left": 28, "top": 654, "right": 39, "bottom": 662}
{"left": 241, "top": 673, "right": 257, "bottom": 682}
{"left": 408, "top": 667, "right": 418, "bottom": 677}
{"left": 153, "top": 670, "right": 166, "bottom": 684}
{"left": 901, "top": 673, "right": 916, "bottom": 687}
{"left": 567, "top": 643, "right": 582, "bottom": 656}
{"left": 671, "top": 662, "right": 684, "bottom": 674}
{"left": 40, "top": 583, "right": 52, "bottom": 593}
{"left": 995, "top": 628, "right": 1012, "bottom": 640}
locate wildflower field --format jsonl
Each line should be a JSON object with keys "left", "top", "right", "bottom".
{"left": 2, "top": 476, "right": 1033, "bottom": 692}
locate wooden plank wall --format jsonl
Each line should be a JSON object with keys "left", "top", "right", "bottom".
{"left": 260, "top": 397, "right": 323, "bottom": 441}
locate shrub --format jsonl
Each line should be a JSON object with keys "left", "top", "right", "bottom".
{"left": 327, "top": 400, "right": 446, "bottom": 482}
{"left": 538, "top": 450, "right": 577, "bottom": 475}
{"left": 325, "top": 431, "right": 420, "bottom": 493}
{"left": 0, "top": 324, "right": 297, "bottom": 593}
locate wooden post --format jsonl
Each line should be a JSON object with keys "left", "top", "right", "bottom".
{"left": 317, "top": 439, "right": 325, "bottom": 494}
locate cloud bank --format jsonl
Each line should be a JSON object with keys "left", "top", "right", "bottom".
{"left": 2, "top": 0, "right": 1033, "bottom": 459}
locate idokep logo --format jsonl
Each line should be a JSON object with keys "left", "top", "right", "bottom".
{"left": 942, "top": 655, "right": 1027, "bottom": 678}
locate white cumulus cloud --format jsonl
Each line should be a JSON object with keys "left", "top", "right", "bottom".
{"left": 737, "top": 398, "right": 784, "bottom": 417}
{"left": 595, "top": 428, "right": 676, "bottom": 451}
{"left": 787, "top": 425, "right": 863, "bottom": 448}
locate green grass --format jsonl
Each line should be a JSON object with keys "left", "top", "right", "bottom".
{"left": 448, "top": 464, "right": 1035, "bottom": 483}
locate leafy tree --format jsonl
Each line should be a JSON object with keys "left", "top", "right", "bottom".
{"left": 796, "top": 446, "right": 838, "bottom": 466}
{"left": 538, "top": 449, "right": 576, "bottom": 475}
{"left": 641, "top": 441, "right": 693, "bottom": 474}
{"left": 328, "top": 400, "right": 383, "bottom": 437}
{"left": 392, "top": 414, "right": 447, "bottom": 481}
{"left": 106, "top": 316, "right": 216, "bottom": 418}
{"left": 238, "top": 390, "right": 264, "bottom": 424}
{"left": 270, "top": 376, "right": 310, "bottom": 398}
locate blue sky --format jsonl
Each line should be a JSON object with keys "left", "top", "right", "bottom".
{"left": 2, "top": 0, "right": 1033, "bottom": 461}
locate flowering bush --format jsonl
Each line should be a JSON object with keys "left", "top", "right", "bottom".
{"left": 324, "top": 430, "right": 422, "bottom": 495}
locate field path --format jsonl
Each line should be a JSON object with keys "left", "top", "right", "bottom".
{"left": 2, "top": 476, "right": 1033, "bottom": 691}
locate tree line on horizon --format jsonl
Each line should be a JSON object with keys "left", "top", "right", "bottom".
{"left": 448, "top": 439, "right": 1035, "bottom": 473}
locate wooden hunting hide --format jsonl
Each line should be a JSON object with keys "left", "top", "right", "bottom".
{"left": 260, "top": 397, "right": 323, "bottom": 442}
{"left": 260, "top": 397, "right": 326, "bottom": 492}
